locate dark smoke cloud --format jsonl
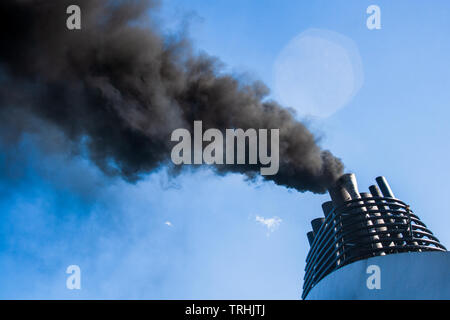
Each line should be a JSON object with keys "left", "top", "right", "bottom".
{"left": 0, "top": 0, "right": 343, "bottom": 193}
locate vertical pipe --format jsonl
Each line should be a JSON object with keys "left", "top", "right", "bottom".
{"left": 328, "top": 187, "right": 351, "bottom": 207}
{"left": 328, "top": 178, "right": 352, "bottom": 264}
{"left": 321, "top": 201, "right": 334, "bottom": 218}
{"left": 307, "top": 231, "right": 315, "bottom": 246}
{"left": 337, "top": 174, "right": 379, "bottom": 261}
{"left": 360, "top": 192, "right": 385, "bottom": 256}
{"left": 360, "top": 191, "right": 388, "bottom": 235}
{"left": 375, "top": 176, "right": 395, "bottom": 198}
{"left": 369, "top": 184, "right": 400, "bottom": 249}
{"left": 339, "top": 173, "right": 360, "bottom": 199}
{"left": 310, "top": 217, "right": 331, "bottom": 275}
{"left": 375, "top": 176, "right": 418, "bottom": 248}
{"left": 311, "top": 218, "right": 325, "bottom": 234}
{"left": 306, "top": 230, "right": 317, "bottom": 284}
{"left": 321, "top": 200, "right": 340, "bottom": 266}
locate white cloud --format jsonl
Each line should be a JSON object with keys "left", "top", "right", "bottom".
{"left": 255, "top": 215, "right": 282, "bottom": 235}
{"left": 165, "top": 221, "right": 173, "bottom": 227}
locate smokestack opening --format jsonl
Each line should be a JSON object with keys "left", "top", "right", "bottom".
{"left": 321, "top": 201, "right": 334, "bottom": 217}
{"left": 376, "top": 176, "right": 395, "bottom": 198}
{"left": 311, "top": 218, "right": 325, "bottom": 234}
{"left": 307, "top": 231, "right": 315, "bottom": 246}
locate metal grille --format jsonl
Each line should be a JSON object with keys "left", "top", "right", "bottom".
{"left": 302, "top": 196, "right": 446, "bottom": 299}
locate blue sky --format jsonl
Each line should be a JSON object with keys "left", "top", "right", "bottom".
{"left": 1, "top": 0, "right": 450, "bottom": 299}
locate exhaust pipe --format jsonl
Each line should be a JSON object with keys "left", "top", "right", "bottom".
{"left": 376, "top": 176, "right": 419, "bottom": 249}
{"left": 322, "top": 200, "right": 341, "bottom": 266}
{"left": 328, "top": 177, "right": 352, "bottom": 208}
{"left": 341, "top": 174, "right": 384, "bottom": 255}
{"left": 321, "top": 201, "right": 334, "bottom": 218}
{"left": 329, "top": 173, "right": 384, "bottom": 260}
{"left": 360, "top": 192, "right": 385, "bottom": 255}
{"left": 369, "top": 184, "right": 400, "bottom": 249}
{"left": 311, "top": 218, "right": 325, "bottom": 234}
{"left": 375, "top": 176, "right": 395, "bottom": 198}
{"left": 307, "top": 231, "right": 315, "bottom": 246}
{"left": 339, "top": 173, "right": 360, "bottom": 199}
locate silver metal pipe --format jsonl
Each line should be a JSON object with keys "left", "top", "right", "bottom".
{"left": 376, "top": 176, "right": 395, "bottom": 198}
{"left": 375, "top": 177, "right": 417, "bottom": 248}
{"left": 339, "top": 173, "right": 360, "bottom": 199}
{"left": 369, "top": 184, "right": 399, "bottom": 249}
{"left": 360, "top": 192, "right": 388, "bottom": 235}
{"left": 360, "top": 192, "right": 385, "bottom": 255}
{"left": 328, "top": 186, "right": 351, "bottom": 208}
{"left": 327, "top": 176, "right": 353, "bottom": 264}
{"left": 328, "top": 174, "right": 353, "bottom": 208}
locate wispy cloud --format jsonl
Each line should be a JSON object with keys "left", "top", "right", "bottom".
{"left": 165, "top": 221, "right": 173, "bottom": 227}
{"left": 255, "top": 215, "right": 282, "bottom": 235}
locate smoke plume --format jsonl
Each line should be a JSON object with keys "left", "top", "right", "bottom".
{"left": 0, "top": 0, "right": 343, "bottom": 193}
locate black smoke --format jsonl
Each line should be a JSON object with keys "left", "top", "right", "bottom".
{"left": 0, "top": 0, "right": 343, "bottom": 193}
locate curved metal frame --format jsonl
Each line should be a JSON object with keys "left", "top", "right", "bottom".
{"left": 302, "top": 197, "right": 446, "bottom": 299}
